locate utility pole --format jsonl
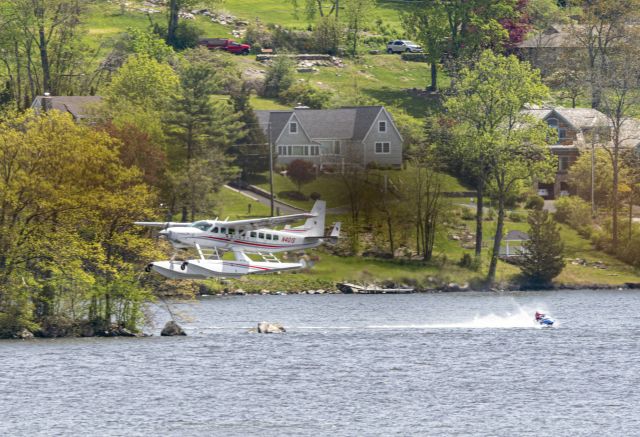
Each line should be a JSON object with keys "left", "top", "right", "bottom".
{"left": 268, "top": 122, "right": 274, "bottom": 217}
{"left": 591, "top": 130, "right": 599, "bottom": 218}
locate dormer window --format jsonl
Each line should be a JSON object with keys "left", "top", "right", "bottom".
{"left": 290, "top": 122, "right": 297, "bottom": 133}
{"left": 379, "top": 121, "right": 387, "bottom": 132}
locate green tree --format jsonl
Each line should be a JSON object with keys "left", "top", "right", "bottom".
{"left": 568, "top": 148, "right": 613, "bottom": 210}
{"left": 263, "top": 55, "right": 295, "bottom": 98}
{"left": 164, "top": 56, "right": 241, "bottom": 220}
{"left": 444, "top": 50, "right": 556, "bottom": 284}
{"left": 0, "top": 110, "right": 160, "bottom": 337}
{"left": 519, "top": 209, "right": 565, "bottom": 286}
{"left": 344, "top": 0, "right": 374, "bottom": 57}
{"left": 229, "top": 83, "right": 269, "bottom": 178}
{"left": 402, "top": 2, "right": 449, "bottom": 90}
{"left": 166, "top": 0, "right": 223, "bottom": 48}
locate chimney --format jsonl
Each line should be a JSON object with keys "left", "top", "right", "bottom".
{"left": 41, "top": 92, "right": 52, "bottom": 112}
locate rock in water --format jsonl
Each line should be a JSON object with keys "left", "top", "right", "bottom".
{"left": 257, "top": 322, "right": 286, "bottom": 334}
{"left": 14, "top": 328, "right": 34, "bottom": 339}
{"left": 161, "top": 321, "right": 186, "bottom": 336}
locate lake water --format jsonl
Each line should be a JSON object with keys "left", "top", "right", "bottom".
{"left": 2, "top": 290, "right": 639, "bottom": 436}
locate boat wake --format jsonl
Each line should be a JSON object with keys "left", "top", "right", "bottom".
{"left": 368, "top": 306, "right": 554, "bottom": 330}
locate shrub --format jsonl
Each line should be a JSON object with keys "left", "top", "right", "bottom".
{"left": 312, "top": 16, "right": 341, "bottom": 55}
{"left": 554, "top": 195, "right": 592, "bottom": 235}
{"left": 309, "top": 192, "right": 322, "bottom": 200}
{"left": 245, "top": 19, "right": 273, "bottom": 49}
{"left": 263, "top": 56, "right": 295, "bottom": 98}
{"left": 279, "top": 190, "right": 309, "bottom": 201}
{"left": 279, "top": 82, "right": 331, "bottom": 109}
{"left": 525, "top": 195, "right": 545, "bottom": 210}
{"left": 509, "top": 211, "right": 527, "bottom": 222}
{"left": 401, "top": 53, "right": 429, "bottom": 62}
{"left": 458, "top": 253, "right": 480, "bottom": 270}
{"left": 461, "top": 208, "right": 476, "bottom": 220}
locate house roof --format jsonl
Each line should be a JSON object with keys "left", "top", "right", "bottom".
{"left": 255, "top": 106, "right": 386, "bottom": 142}
{"left": 504, "top": 230, "right": 530, "bottom": 241}
{"left": 522, "top": 107, "right": 610, "bottom": 130}
{"left": 517, "top": 25, "right": 582, "bottom": 49}
{"left": 31, "top": 95, "right": 103, "bottom": 119}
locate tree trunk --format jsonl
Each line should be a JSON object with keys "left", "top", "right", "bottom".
{"left": 429, "top": 62, "right": 437, "bottom": 91}
{"left": 612, "top": 147, "right": 619, "bottom": 250}
{"left": 167, "top": 0, "right": 180, "bottom": 47}
{"left": 38, "top": 25, "right": 51, "bottom": 93}
{"left": 487, "top": 196, "right": 505, "bottom": 285}
{"left": 475, "top": 183, "right": 484, "bottom": 257}
{"left": 629, "top": 186, "right": 633, "bottom": 241}
{"left": 386, "top": 214, "right": 394, "bottom": 257}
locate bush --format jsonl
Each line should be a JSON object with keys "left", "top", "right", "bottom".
{"left": 401, "top": 53, "right": 429, "bottom": 62}
{"left": 525, "top": 195, "right": 545, "bottom": 210}
{"left": 509, "top": 211, "right": 527, "bottom": 222}
{"left": 279, "top": 190, "right": 309, "bottom": 201}
{"left": 554, "top": 196, "right": 592, "bottom": 236}
{"left": 245, "top": 19, "right": 273, "bottom": 49}
{"left": 458, "top": 253, "right": 480, "bottom": 271}
{"left": 312, "top": 17, "right": 341, "bottom": 55}
{"left": 263, "top": 56, "right": 295, "bottom": 98}
{"left": 461, "top": 208, "right": 476, "bottom": 220}
{"left": 309, "top": 192, "right": 322, "bottom": 200}
{"left": 279, "top": 82, "right": 331, "bottom": 109}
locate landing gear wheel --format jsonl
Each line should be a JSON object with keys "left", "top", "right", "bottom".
{"left": 145, "top": 264, "right": 152, "bottom": 273}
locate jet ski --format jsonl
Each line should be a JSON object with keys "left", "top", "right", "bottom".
{"left": 535, "top": 312, "right": 555, "bottom": 327}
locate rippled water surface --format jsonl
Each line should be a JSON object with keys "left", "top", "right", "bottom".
{"left": 2, "top": 289, "right": 640, "bottom": 436}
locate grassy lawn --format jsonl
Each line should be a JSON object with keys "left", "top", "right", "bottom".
{"left": 249, "top": 96, "right": 291, "bottom": 110}
{"left": 212, "top": 185, "right": 271, "bottom": 219}
{"left": 223, "top": 0, "right": 404, "bottom": 30}
{"left": 248, "top": 165, "right": 470, "bottom": 210}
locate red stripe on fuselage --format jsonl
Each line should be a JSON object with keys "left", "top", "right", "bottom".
{"left": 199, "top": 235, "right": 310, "bottom": 250}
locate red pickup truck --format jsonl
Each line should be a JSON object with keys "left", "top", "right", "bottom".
{"left": 198, "top": 38, "right": 251, "bottom": 55}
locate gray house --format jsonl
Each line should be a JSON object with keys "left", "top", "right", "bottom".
{"left": 31, "top": 95, "right": 103, "bottom": 121}
{"left": 255, "top": 106, "right": 404, "bottom": 169}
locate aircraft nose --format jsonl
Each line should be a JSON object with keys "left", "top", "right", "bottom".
{"left": 159, "top": 229, "right": 169, "bottom": 237}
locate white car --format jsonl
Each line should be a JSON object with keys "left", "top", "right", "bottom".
{"left": 537, "top": 188, "right": 549, "bottom": 197}
{"left": 386, "top": 40, "right": 423, "bottom": 54}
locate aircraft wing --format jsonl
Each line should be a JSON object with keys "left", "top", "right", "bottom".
{"left": 223, "top": 212, "right": 315, "bottom": 229}
{"left": 134, "top": 221, "right": 192, "bottom": 228}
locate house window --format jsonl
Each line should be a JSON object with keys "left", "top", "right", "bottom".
{"left": 379, "top": 121, "right": 387, "bottom": 132}
{"left": 375, "top": 142, "right": 390, "bottom": 154}
{"left": 290, "top": 145, "right": 305, "bottom": 155}
{"left": 559, "top": 128, "right": 567, "bottom": 140}
{"left": 278, "top": 146, "right": 287, "bottom": 156}
{"left": 310, "top": 145, "right": 320, "bottom": 156}
{"left": 333, "top": 140, "right": 341, "bottom": 155}
{"left": 559, "top": 156, "right": 570, "bottom": 171}
{"left": 290, "top": 122, "right": 297, "bottom": 133}
{"left": 547, "top": 117, "right": 560, "bottom": 142}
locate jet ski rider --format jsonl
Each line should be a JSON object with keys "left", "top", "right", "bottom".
{"left": 535, "top": 311, "right": 545, "bottom": 321}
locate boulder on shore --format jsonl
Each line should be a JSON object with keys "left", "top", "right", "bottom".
{"left": 161, "top": 320, "right": 186, "bottom": 336}
{"left": 14, "top": 328, "right": 34, "bottom": 339}
{"left": 256, "top": 322, "right": 286, "bottom": 334}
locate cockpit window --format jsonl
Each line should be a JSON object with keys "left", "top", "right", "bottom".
{"left": 192, "top": 221, "right": 211, "bottom": 231}
{"left": 212, "top": 227, "right": 218, "bottom": 233}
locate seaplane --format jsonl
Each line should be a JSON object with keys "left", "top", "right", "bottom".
{"left": 136, "top": 200, "right": 341, "bottom": 279}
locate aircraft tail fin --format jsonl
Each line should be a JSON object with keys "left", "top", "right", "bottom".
{"left": 324, "top": 222, "right": 341, "bottom": 244}
{"left": 291, "top": 200, "right": 326, "bottom": 237}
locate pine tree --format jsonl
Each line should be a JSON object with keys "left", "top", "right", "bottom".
{"left": 520, "top": 209, "right": 565, "bottom": 286}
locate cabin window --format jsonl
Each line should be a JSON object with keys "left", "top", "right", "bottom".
{"left": 212, "top": 227, "right": 218, "bottom": 233}
{"left": 559, "top": 156, "right": 570, "bottom": 171}
{"left": 228, "top": 228, "right": 235, "bottom": 235}
{"left": 290, "top": 122, "right": 297, "bottom": 133}
{"left": 192, "top": 221, "right": 211, "bottom": 231}
{"left": 250, "top": 231, "right": 257, "bottom": 238}
{"left": 266, "top": 234, "right": 272, "bottom": 240}
{"left": 375, "top": 142, "right": 390, "bottom": 154}
{"left": 379, "top": 121, "right": 387, "bottom": 132}
{"left": 273, "top": 235, "right": 279, "bottom": 241}
{"left": 220, "top": 227, "right": 226, "bottom": 234}
{"left": 259, "top": 232, "right": 264, "bottom": 239}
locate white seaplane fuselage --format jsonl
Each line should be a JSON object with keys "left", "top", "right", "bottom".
{"left": 160, "top": 223, "right": 323, "bottom": 253}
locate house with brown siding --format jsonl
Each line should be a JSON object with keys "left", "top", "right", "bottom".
{"left": 524, "top": 107, "right": 640, "bottom": 199}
